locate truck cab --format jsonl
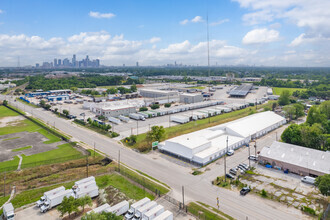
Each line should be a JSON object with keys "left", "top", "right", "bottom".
{"left": 40, "top": 202, "right": 50, "bottom": 213}
{"left": 125, "top": 208, "right": 135, "bottom": 219}
{"left": 36, "top": 196, "right": 46, "bottom": 207}
{"left": 3, "top": 203, "right": 15, "bottom": 220}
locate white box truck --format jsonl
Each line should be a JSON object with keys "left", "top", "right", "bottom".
{"left": 119, "top": 115, "right": 130, "bottom": 123}
{"left": 74, "top": 185, "right": 99, "bottom": 199}
{"left": 142, "top": 205, "right": 164, "bottom": 220}
{"left": 74, "top": 176, "right": 95, "bottom": 187}
{"left": 36, "top": 186, "right": 65, "bottom": 207}
{"left": 153, "top": 210, "right": 173, "bottom": 220}
{"left": 106, "top": 200, "right": 129, "bottom": 216}
{"left": 40, "top": 189, "right": 72, "bottom": 213}
{"left": 132, "top": 201, "right": 157, "bottom": 220}
{"left": 108, "top": 116, "right": 122, "bottom": 125}
{"left": 73, "top": 180, "right": 97, "bottom": 193}
{"left": 2, "top": 203, "right": 15, "bottom": 220}
{"left": 170, "top": 115, "right": 189, "bottom": 124}
{"left": 87, "top": 203, "right": 111, "bottom": 214}
{"left": 125, "top": 197, "right": 151, "bottom": 220}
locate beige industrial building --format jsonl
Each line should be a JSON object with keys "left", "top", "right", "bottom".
{"left": 139, "top": 89, "right": 178, "bottom": 98}
{"left": 259, "top": 141, "right": 330, "bottom": 177}
{"left": 179, "top": 93, "right": 203, "bottom": 104}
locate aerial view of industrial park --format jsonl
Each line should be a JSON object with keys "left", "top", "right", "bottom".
{"left": 0, "top": 0, "right": 329, "bottom": 220}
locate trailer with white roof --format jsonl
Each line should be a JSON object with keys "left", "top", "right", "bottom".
{"left": 125, "top": 198, "right": 151, "bottom": 220}
{"left": 153, "top": 210, "right": 173, "bottom": 220}
{"left": 106, "top": 200, "right": 129, "bottom": 216}
{"left": 142, "top": 205, "right": 164, "bottom": 220}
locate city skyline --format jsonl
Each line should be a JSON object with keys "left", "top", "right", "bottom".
{"left": 36, "top": 54, "right": 100, "bottom": 68}
{"left": 0, "top": 0, "right": 329, "bottom": 67}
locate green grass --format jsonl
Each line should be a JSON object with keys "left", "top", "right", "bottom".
{"left": 0, "top": 196, "right": 10, "bottom": 207}
{"left": 0, "top": 106, "right": 19, "bottom": 117}
{"left": 272, "top": 87, "right": 306, "bottom": 96}
{"left": 187, "top": 202, "right": 230, "bottom": 220}
{"left": 135, "top": 170, "right": 171, "bottom": 189}
{"left": 197, "top": 202, "right": 234, "bottom": 220}
{"left": 189, "top": 86, "right": 205, "bottom": 90}
{"left": 21, "top": 143, "right": 83, "bottom": 168}
{"left": 0, "top": 157, "right": 20, "bottom": 171}
{"left": 95, "top": 174, "right": 155, "bottom": 200}
{"left": 2, "top": 137, "right": 20, "bottom": 141}
{"left": 12, "top": 145, "right": 32, "bottom": 152}
{"left": 97, "top": 85, "right": 117, "bottom": 89}
{"left": 11, "top": 181, "right": 75, "bottom": 209}
{"left": 126, "top": 101, "right": 275, "bottom": 151}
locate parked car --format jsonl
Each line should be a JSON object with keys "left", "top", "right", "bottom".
{"left": 229, "top": 168, "right": 237, "bottom": 175}
{"left": 240, "top": 187, "right": 251, "bottom": 196}
{"left": 226, "top": 173, "right": 234, "bottom": 179}
{"left": 238, "top": 165, "right": 247, "bottom": 171}
{"left": 301, "top": 176, "right": 315, "bottom": 185}
{"left": 248, "top": 155, "right": 258, "bottom": 161}
{"left": 239, "top": 163, "right": 249, "bottom": 170}
{"left": 227, "top": 150, "right": 234, "bottom": 156}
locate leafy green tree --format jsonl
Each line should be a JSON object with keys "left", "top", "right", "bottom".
{"left": 281, "top": 124, "right": 302, "bottom": 145}
{"left": 57, "top": 196, "right": 78, "bottom": 218}
{"left": 139, "top": 107, "right": 148, "bottom": 111}
{"left": 76, "top": 195, "right": 92, "bottom": 212}
{"left": 70, "top": 87, "right": 78, "bottom": 92}
{"left": 319, "top": 100, "right": 330, "bottom": 119}
{"left": 39, "top": 100, "right": 46, "bottom": 107}
{"left": 3, "top": 100, "right": 8, "bottom": 106}
{"left": 129, "top": 134, "right": 137, "bottom": 144}
{"left": 82, "top": 211, "right": 122, "bottom": 220}
{"left": 130, "top": 84, "right": 137, "bottom": 92}
{"left": 106, "top": 88, "right": 118, "bottom": 94}
{"left": 315, "top": 174, "right": 330, "bottom": 196}
{"left": 272, "top": 102, "right": 277, "bottom": 111}
{"left": 44, "top": 104, "right": 51, "bottom": 110}
{"left": 102, "top": 91, "right": 107, "bottom": 97}
{"left": 283, "top": 105, "right": 296, "bottom": 121}
{"left": 293, "top": 103, "right": 305, "bottom": 119}
{"left": 300, "top": 123, "right": 327, "bottom": 150}
{"left": 164, "top": 103, "right": 171, "bottom": 108}
{"left": 146, "top": 126, "right": 165, "bottom": 142}
{"left": 63, "top": 109, "right": 69, "bottom": 117}
{"left": 306, "top": 106, "right": 327, "bottom": 125}
{"left": 54, "top": 108, "right": 58, "bottom": 113}
{"left": 150, "top": 104, "right": 160, "bottom": 109}
{"left": 278, "top": 90, "right": 291, "bottom": 106}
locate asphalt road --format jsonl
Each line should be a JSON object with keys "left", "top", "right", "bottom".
{"left": 1, "top": 95, "right": 308, "bottom": 220}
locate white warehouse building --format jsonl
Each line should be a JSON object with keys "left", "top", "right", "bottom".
{"left": 159, "top": 111, "right": 286, "bottom": 165}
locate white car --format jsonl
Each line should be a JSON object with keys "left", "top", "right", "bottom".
{"left": 227, "top": 150, "right": 234, "bottom": 156}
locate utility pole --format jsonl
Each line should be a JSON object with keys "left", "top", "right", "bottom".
{"left": 248, "top": 143, "right": 251, "bottom": 168}
{"left": 137, "top": 121, "right": 138, "bottom": 135}
{"left": 118, "top": 150, "right": 121, "bottom": 172}
{"left": 86, "top": 155, "right": 89, "bottom": 177}
{"left": 94, "top": 142, "right": 96, "bottom": 159}
{"left": 254, "top": 140, "right": 257, "bottom": 159}
{"left": 255, "top": 98, "right": 258, "bottom": 110}
{"left": 168, "top": 114, "right": 171, "bottom": 127}
{"left": 3, "top": 172, "right": 6, "bottom": 197}
{"left": 224, "top": 136, "right": 228, "bottom": 182}
{"left": 182, "top": 186, "right": 185, "bottom": 208}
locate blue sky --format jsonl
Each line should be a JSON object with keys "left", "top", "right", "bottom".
{"left": 0, "top": 0, "right": 329, "bottom": 67}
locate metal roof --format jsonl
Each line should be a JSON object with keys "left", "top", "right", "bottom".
{"left": 259, "top": 141, "right": 330, "bottom": 175}
{"left": 229, "top": 84, "right": 253, "bottom": 96}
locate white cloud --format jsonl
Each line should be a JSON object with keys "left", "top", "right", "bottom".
{"left": 269, "top": 22, "right": 281, "bottom": 29}
{"left": 210, "top": 19, "right": 229, "bottom": 26}
{"left": 180, "top": 16, "right": 204, "bottom": 25}
{"left": 89, "top": 11, "right": 115, "bottom": 19}
{"left": 191, "top": 16, "right": 203, "bottom": 23}
{"left": 180, "top": 19, "right": 189, "bottom": 25}
{"left": 290, "top": 33, "right": 330, "bottom": 47}
{"left": 242, "top": 28, "right": 280, "bottom": 44}
{"left": 149, "top": 37, "right": 161, "bottom": 44}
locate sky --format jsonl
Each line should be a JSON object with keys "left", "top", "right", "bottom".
{"left": 0, "top": 0, "right": 330, "bottom": 67}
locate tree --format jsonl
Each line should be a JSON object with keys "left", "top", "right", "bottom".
{"left": 139, "top": 107, "right": 148, "bottom": 111}
{"left": 130, "top": 84, "right": 137, "bottom": 92}
{"left": 283, "top": 105, "right": 296, "bottom": 121}
{"left": 146, "top": 126, "right": 165, "bottom": 142}
{"left": 164, "top": 103, "right": 171, "bottom": 108}
{"left": 300, "top": 123, "right": 326, "bottom": 150}
{"left": 281, "top": 124, "right": 302, "bottom": 145}
{"left": 319, "top": 100, "right": 330, "bottom": 119}
{"left": 107, "top": 88, "right": 118, "bottom": 94}
{"left": 44, "top": 104, "right": 51, "bottom": 110}
{"left": 293, "top": 103, "right": 305, "bottom": 119}
{"left": 82, "top": 211, "right": 122, "bottom": 220}
{"left": 77, "top": 195, "right": 92, "bottom": 212}
{"left": 54, "top": 108, "right": 58, "bottom": 113}
{"left": 315, "top": 174, "right": 330, "bottom": 196}
{"left": 150, "top": 104, "right": 160, "bottom": 110}
{"left": 278, "top": 90, "right": 290, "bottom": 106}
{"left": 3, "top": 100, "right": 8, "bottom": 106}
{"left": 57, "top": 196, "right": 78, "bottom": 218}
{"left": 39, "top": 100, "right": 46, "bottom": 107}
{"left": 102, "top": 91, "right": 107, "bottom": 97}
{"left": 70, "top": 87, "right": 78, "bottom": 92}
{"left": 272, "top": 102, "right": 277, "bottom": 111}
{"left": 306, "top": 106, "right": 327, "bottom": 125}
{"left": 63, "top": 109, "right": 70, "bottom": 117}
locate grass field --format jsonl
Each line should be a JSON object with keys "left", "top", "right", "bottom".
{"left": 0, "top": 156, "right": 20, "bottom": 171}
{"left": 97, "top": 85, "right": 116, "bottom": 89}
{"left": 126, "top": 101, "right": 275, "bottom": 151}
{"left": 189, "top": 86, "right": 205, "bottom": 90}
{"left": 0, "top": 106, "right": 19, "bottom": 117}
{"left": 21, "top": 143, "right": 83, "bottom": 168}
{"left": 96, "top": 174, "right": 155, "bottom": 200}
{"left": 272, "top": 87, "right": 306, "bottom": 95}
{"left": 12, "top": 145, "right": 32, "bottom": 152}
{"left": 187, "top": 202, "right": 232, "bottom": 220}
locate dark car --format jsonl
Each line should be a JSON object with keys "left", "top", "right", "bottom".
{"left": 240, "top": 187, "right": 251, "bottom": 196}
{"left": 226, "top": 173, "right": 234, "bottom": 179}
{"left": 229, "top": 168, "right": 237, "bottom": 175}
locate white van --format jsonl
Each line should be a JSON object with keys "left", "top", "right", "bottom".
{"left": 301, "top": 176, "right": 315, "bottom": 185}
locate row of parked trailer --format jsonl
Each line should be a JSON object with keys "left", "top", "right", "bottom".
{"left": 170, "top": 103, "right": 251, "bottom": 124}
{"left": 87, "top": 197, "right": 173, "bottom": 220}
{"left": 36, "top": 176, "right": 98, "bottom": 213}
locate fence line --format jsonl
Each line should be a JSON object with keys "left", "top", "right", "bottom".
{"left": 322, "top": 203, "right": 330, "bottom": 220}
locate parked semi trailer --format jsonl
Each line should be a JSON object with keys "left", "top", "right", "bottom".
{"left": 129, "top": 113, "right": 145, "bottom": 121}
{"left": 87, "top": 203, "right": 111, "bottom": 214}
{"left": 142, "top": 205, "right": 164, "bottom": 220}
{"left": 107, "top": 200, "right": 129, "bottom": 216}
{"left": 153, "top": 210, "right": 173, "bottom": 220}
{"left": 133, "top": 201, "right": 157, "bottom": 220}
{"left": 170, "top": 115, "right": 189, "bottom": 124}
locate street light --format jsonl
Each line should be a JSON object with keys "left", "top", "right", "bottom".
{"left": 224, "top": 136, "right": 228, "bottom": 182}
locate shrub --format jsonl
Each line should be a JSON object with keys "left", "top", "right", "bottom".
{"left": 261, "top": 189, "right": 268, "bottom": 198}
{"left": 164, "top": 103, "right": 171, "bottom": 108}
{"left": 111, "top": 132, "right": 120, "bottom": 138}
{"left": 139, "top": 107, "right": 148, "bottom": 111}
{"left": 150, "top": 104, "right": 160, "bottom": 109}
